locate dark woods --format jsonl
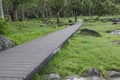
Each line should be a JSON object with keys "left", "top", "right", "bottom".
{"left": 1, "top": 0, "right": 120, "bottom": 21}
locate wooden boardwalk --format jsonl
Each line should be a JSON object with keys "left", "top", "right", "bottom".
{"left": 0, "top": 21, "right": 82, "bottom": 80}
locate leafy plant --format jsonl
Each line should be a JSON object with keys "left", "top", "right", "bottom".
{"left": 0, "top": 17, "right": 8, "bottom": 35}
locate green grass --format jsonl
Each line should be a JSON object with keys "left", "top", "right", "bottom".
{"left": 78, "top": 15, "right": 120, "bottom": 19}
{"left": 33, "top": 21, "right": 120, "bottom": 80}
{"left": 6, "top": 20, "right": 66, "bottom": 44}
{"left": 100, "top": 15, "right": 120, "bottom": 18}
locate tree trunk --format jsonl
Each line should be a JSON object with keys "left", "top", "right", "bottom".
{"left": 41, "top": 0, "right": 46, "bottom": 20}
{"left": 56, "top": 13, "right": 60, "bottom": 24}
{"left": 21, "top": 5, "right": 25, "bottom": 20}
{"left": 11, "top": 0, "right": 19, "bottom": 21}
{"left": 74, "top": 10, "right": 77, "bottom": 22}
{"left": 0, "top": 0, "right": 4, "bottom": 19}
{"left": 89, "top": 9, "right": 91, "bottom": 16}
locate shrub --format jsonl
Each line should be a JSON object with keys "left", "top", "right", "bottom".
{"left": 0, "top": 17, "right": 8, "bottom": 35}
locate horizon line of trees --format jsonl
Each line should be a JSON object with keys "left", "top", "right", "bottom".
{"left": 0, "top": 0, "right": 120, "bottom": 22}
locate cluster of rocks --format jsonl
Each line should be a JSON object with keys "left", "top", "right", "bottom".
{"left": 80, "top": 28, "right": 101, "bottom": 37}
{"left": 83, "top": 18, "right": 120, "bottom": 24}
{"left": 103, "top": 18, "right": 119, "bottom": 21}
{"left": 111, "top": 30, "right": 120, "bottom": 35}
{"left": 46, "top": 68, "right": 120, "bottom": 80}
{"left": 0, "top": 35, "right": 15, "bottom": 52}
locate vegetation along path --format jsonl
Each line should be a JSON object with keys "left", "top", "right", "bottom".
{"left": 0, "top": 20, "right": 82, "bottom": 80}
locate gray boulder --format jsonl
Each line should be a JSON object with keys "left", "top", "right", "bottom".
{"left": 0, "top": 35, "right": 15, "bottom": 52}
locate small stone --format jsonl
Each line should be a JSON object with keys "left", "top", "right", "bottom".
{"left": 111, "top": 77, "right": 120, "bottom": 80}
{"left": 47, "top": 73, "right": 60, "bottom": 80}
{"left": 83, "top": 68, "right": 102, "bottom": 77}
{"left": 73, "top": 77, "right": 81, "bottom": 80}
{"left": 87, "top": 76, "right": 106, "bottom": 80}
{"left": 78, "top": 77, "right": 86, "bottom": 80}
{"left": 73, "top": 77, "right": 86, "bottom": 80}
{"left": 66, "top": 75, "right": 106, "bottom": 80}
{"left": 66, "top": 75, "right": 79, "bottom": 80}
{"left": 66, "top": 75, "right": 86, "bottom": 80}
{"left": 107, "top": 71, "right": 120, "bottom": 78}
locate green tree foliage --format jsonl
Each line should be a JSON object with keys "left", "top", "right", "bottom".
{"left": 3, "top": 0, "right": 33, "bottom": 21}
{"left": 2, "top": 0, "right": 120, "bottom": 21}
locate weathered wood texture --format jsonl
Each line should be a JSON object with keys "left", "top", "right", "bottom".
{"left": 0, "top": 21, "right": 82, "bottom": 80}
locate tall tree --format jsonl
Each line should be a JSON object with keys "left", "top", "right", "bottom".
{"left": 11, "top": 0, "right": 20, "bottom": 21}
{"left": 11, "top": 0, "right": 33, "bottom": 21}
{"left": 0, "top": 0, "right": 4, "bottom": 18}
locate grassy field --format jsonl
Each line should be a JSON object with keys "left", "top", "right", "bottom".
{"left": 33, "top": 21, "right": 120, "bottom": 80}
{"left": 4, "top": 17, "right": 120, "bottom": 80}
{"left": 6, "top": 20, "right": 66, "bottom": 44}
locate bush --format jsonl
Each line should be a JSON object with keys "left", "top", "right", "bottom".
{"left": 0, "top": 17, "right": 8, "bottom": 35}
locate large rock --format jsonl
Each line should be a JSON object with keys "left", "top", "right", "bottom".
{"left": 0, "top": 35, "right": 15, "bottom": 52}
{"left": 83, "top": 68, "right": 102, "bottom": 77}
{"left": 80, "top": 28, "right": 101, "bottom": 37}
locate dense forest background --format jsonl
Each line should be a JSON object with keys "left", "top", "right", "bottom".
{"left": 1, "top": 0, "right": 120, "bottom": 22}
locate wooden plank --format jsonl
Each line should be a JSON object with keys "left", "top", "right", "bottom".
{"left": 0, "top": 77, "right": 22, "bottom": 80}
{"left": 0, "top": 70, "right": 30, "bottom": 78}
{"left": 0, "top": 68, "right": 33, "bottom": 71}
{"left": 0, "top": 63, "right": 38, "bottom": 68}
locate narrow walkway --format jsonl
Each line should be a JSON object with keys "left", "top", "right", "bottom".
{"left": 0, "top": 21, "right": 82, "bottom": 80}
